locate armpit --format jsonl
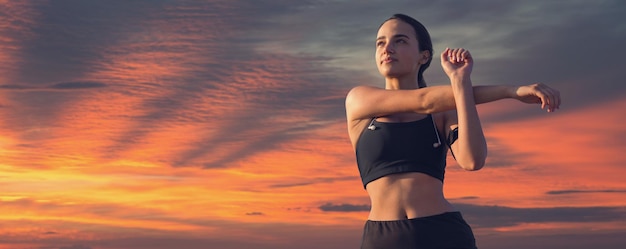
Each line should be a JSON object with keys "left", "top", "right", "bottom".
{"left": 447, "top": 127, "right": 459, "bottom": 159}
{"left": 447, "top": 127, "right": 459, "bottom": 146}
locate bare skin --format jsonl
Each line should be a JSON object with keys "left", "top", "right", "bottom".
{"left": 345, "top": 19, "right": 561, "bottom": 221}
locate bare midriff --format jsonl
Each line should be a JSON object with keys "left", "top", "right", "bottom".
{"left": 365, "top": 172, "right": 455, "bottom": 221}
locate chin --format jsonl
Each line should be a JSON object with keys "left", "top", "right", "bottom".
{"left": 378, "top": 68, "right": 394, "bottom": 76}
{"left": 380, "top": 70, "right": 405, "bottom": 78}
{"left": 378, "top": 67, "right": 408, "bottom": 78}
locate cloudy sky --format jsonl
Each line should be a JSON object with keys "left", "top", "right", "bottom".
{"left": 1, "top": 1, "right": 625, "bottom": 248}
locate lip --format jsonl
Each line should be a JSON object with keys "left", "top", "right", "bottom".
{"left": 381, "top": 57, "right": 396, "bottom": 64}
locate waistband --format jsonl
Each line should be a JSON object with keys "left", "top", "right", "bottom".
{"left": 366, "top": 211, "right": 463, "bottom": 223}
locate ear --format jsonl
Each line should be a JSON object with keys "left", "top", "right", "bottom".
{"left": 418, "top": 50, "right": 431, "bottom": 65}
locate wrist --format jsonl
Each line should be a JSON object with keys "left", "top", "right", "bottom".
{"left": 450, "top": 75, "right": 472, "bottom": 90}
{"left": 506, "top": 85, "right": 519, "bottom": 99}
{"left": 448, "top": 74, "right": 471, "bottom": 82}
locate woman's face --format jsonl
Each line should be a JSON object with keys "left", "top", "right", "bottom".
{"left": 375, "top": 19, "right": 429, "bottom": 78}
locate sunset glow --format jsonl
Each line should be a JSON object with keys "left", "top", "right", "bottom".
{"left": 1, "top": 1, "right": 625, "bottom": 249}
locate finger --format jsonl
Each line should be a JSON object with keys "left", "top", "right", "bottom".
{"left": 448, "top": 48, "right": 458, "bottom": 62}
{"left": 449, "top": 48, "right": 456, "bottom": 62}
{"left": 550, "top": 86, "right": 561, "bottom": 110}
{"left": 461, "top": 50, "right": 471, "bottom": 62}
{"left": 536, "top": 90, "right": 547, "bottom": 110}
{"left": 441, "top": 48, "right": 451, "bottom": 62}
{"left": 532, "top": 83, "right": 550, "bottom": 111}
{"left": 542, "top": 84, "right": 559, "bottom": 112}
{"left": 454, "top": 48, "right": 464, "bottom": 63}
{"left": 536, "top": 84, "right": 552, "bottom": 112}
{"left": 546, "top": 87, "right": 558, "bottom": 112}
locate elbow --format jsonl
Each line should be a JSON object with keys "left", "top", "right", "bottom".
{"left": 461, "top": 159, "right": 485, "bottom": 171}
{"left": 459, "top": 151, "right": 487, "bottom": 171}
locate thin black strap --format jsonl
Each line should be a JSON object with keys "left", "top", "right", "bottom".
{"left": 447, "top": 127, "right": 459, "bottom": 159}
{"left": 429, "top": 114, "right": 442, "bottom": 148}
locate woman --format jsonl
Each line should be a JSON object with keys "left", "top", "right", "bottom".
{"left": 345, "top": 14, "right": 560, "bottom": 249}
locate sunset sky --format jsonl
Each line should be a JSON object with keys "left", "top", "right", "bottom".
{"left": 1, "top": 1, "right": 625, "bottom": 249}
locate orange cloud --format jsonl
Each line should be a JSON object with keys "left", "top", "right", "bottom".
{"left": 444, "top": 97, "right": 626, "bottom": 208}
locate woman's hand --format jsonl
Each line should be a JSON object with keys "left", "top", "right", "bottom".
{"left": 512, "top": 83, "right": 561, "bottom": 112}
{"left": 441, "top": 48, "right": 473, "bottom": 80}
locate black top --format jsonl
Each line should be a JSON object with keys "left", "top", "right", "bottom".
{"left": 355, "top": 115, "right": 447, "bottom": 188}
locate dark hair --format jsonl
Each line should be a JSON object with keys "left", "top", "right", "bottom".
{"left": 382, "top": 14, "right": 433, "bottom": 88}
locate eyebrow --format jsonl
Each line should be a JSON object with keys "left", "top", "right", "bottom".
{"left": 376, "top": 34, "right": 411, "bottom": 41}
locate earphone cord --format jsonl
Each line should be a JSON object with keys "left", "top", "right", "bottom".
{"left": 430, "top": 115, "right": 442, "bottom": 148}
{"left": 367, "top": 117, "right": 377, "bottom": 130}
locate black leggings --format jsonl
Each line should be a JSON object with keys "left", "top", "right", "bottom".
{"left": 361, "top": 212, "right": 477, "bottom": 249}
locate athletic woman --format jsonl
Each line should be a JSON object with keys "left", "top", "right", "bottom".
{"left": 345, "top": 14, "right": 561, "bottom": 249}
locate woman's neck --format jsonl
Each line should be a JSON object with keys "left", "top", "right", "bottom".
{"left": 384, "top": 75, "right": 419, "bottom": 90}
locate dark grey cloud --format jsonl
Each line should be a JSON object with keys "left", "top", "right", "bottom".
{"left": 546, "top": 189, "right": 626, "bottom": 195}
{"left": 478, "top": 230, "right": 626, "bottom": 249}
{"left": 9, "top": 1, "right": 172, "bottom": 85}
{"left": 319, "top": 203, "right": 370, "bottom": 212}
{"left": 260, "top": 0, "right": 626, "bottom": 116}
{"left": 428, "top": 1, "right": 626, "bottom": 117}
{"left": 450, "top": 196, "right": 480, "bottom": 200}
{"left": 50, "top": 82, "right": 107, "bottom": 89}
{"left": 0, "top": 84, "right": 31, "bottom": 90}
{"left": 0, "top": 82, "right": 107, "bottom": 91}
{"left": 457, "top": 203, "right": 626, "bottom": 228}
{"left": 317, "top": 201, "right": 626, "bottom": 229}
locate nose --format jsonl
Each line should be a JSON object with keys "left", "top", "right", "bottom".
{"left": 384, "top": 41, "right": 395, "bottom": 54}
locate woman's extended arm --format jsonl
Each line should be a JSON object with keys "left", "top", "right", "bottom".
{"left": 473, "top": 83, "right": 560, "bottom": 111}
{"left": 345, "top": 83, "right": 560, "bottom": 122}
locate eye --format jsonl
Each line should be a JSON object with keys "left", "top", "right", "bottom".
{"left": 396, "top": 39, "right": 407, "bottom": 44}
{"left": 376, "top": 41, "right": 385, "bottom": 47}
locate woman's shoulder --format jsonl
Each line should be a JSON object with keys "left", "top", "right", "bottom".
{"left": 346, "top": 85, "right": 385, "bottom": 104}
{"left": 347, "top": 85, "right": 382, "bottom": 95}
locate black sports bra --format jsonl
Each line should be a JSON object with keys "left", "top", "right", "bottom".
{"left": 355, "top": 115, "right": 447, "bottom": 188}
